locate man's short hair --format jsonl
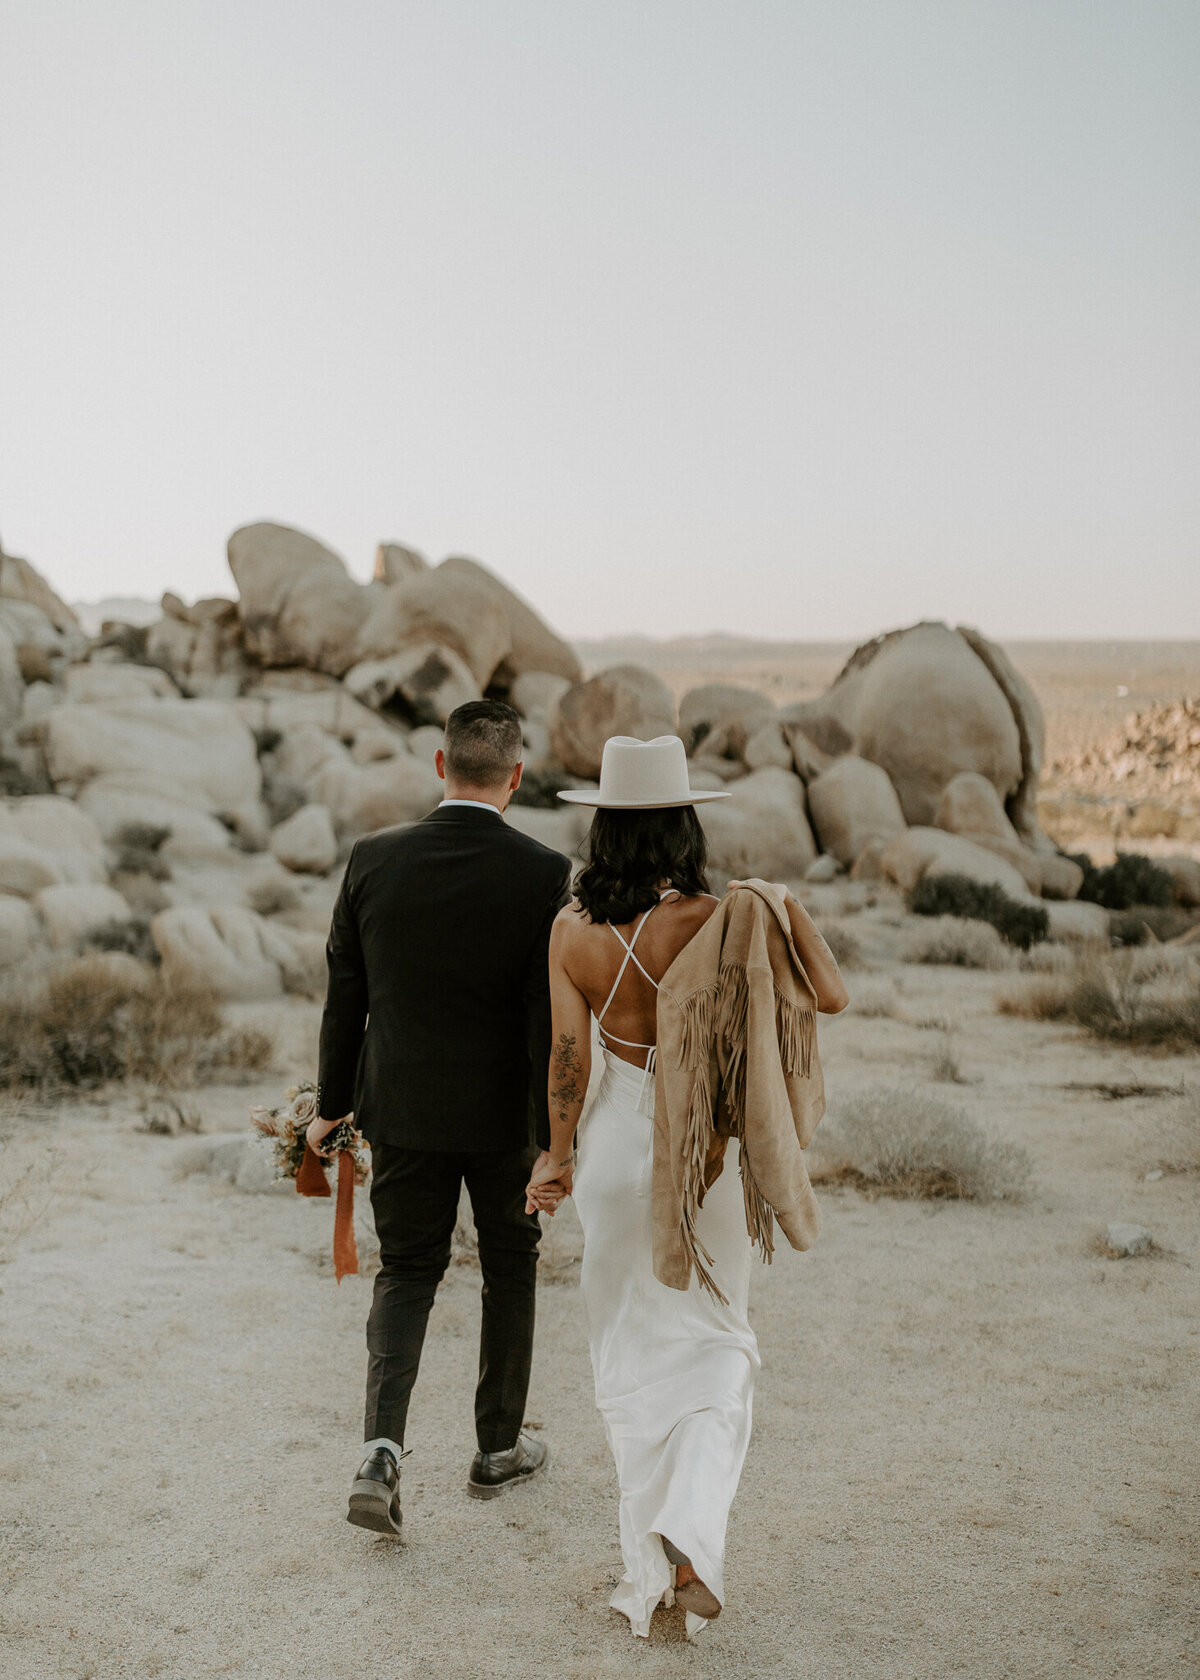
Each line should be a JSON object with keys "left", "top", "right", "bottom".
{"left": 443, "top": 700, "right": 523, "bottom": 788}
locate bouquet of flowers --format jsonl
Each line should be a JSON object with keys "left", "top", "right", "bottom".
{"left": 251, "top": 1082, "right": 369, "bottom": 1280}
{"left": 251, "top": 1082, "right": 369, "bottom": 1185}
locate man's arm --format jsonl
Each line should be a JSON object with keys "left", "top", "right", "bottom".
{"left": 316, "top": 844, "right": 369, "bottom": 1125}
{"left": 523, "top": 857, "right": 572, "bottom": 1150}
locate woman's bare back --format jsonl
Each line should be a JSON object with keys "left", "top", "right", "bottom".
{"left": 557, "top": 892, "right": 719, "bottom": 1067}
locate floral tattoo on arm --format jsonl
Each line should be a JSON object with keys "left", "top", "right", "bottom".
{"left": 550, "top": 1030, "right": 585, "bottom": 1131}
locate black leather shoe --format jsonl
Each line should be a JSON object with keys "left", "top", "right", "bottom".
{"left": 466, "top": 1433, "right": 548, "bottom": 1500}
{"left": 347, "top": 1448, "right": 405, "bottom": 1536}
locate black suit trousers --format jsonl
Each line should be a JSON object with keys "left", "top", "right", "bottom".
{"left": 365, "top": 1141, "right": 542, "bottom": 1453}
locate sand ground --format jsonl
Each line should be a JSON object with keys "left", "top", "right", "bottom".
{"left": 1, "top": 930, "right": 1197, "bottom": 1680}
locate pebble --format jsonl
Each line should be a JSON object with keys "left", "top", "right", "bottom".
{"left": 1144, "top": 1170, "right": 1164, "bottom": 1182}
{"left": 1105, "top": 1222, "right": 1153, "bottom": 1257}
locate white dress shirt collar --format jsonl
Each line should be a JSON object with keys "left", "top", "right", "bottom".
{"left": 439, "top": 798, "right": 504, "bottom": 816}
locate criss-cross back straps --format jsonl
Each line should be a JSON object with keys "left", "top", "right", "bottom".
{"left": 596, "top": 889, "right": 680, "bottom": 1054}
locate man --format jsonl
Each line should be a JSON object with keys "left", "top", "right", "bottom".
{"left": 309, "top": 699, "right": 572, "bottom": 1535}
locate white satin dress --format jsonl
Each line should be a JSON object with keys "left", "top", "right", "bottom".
{"left": 571, "top": 894, "right": 760, "bottom": 1638}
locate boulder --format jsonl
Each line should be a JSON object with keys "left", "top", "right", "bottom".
{"left": 350, "top": 729, "right": 404, "bottom": 764}
{"left": 699, "top": 767, "right": 818, "bottom": 884}
{"left": 503, "top": 806, "right": 587, "bottom": 861}
{"left": 146, "top": 594, "right": 248, "bottom": 698}
{"left": 1104, "top": 1222, "right": 1152, "bottom": 1258}
{"left": 272, "top": 723, "right": 440, "bottom": 835}
{"left": 43, "top": 698, "right": 263, "bottom": 833}
{"left": 0, "top": 599, "right": 75, "bottom": 681}
{"left": 511, "top": 671, "right": 571, "bottom": 722}
{"left": 354, "top": 563, "right": 511, "bottom": 687}
{"left": 0, "top": 796, "right": 107, "bottom": 891}
{"left": 406, "top": 725, "right": 446, "bottom": 765}
{"left": 1036, "top": 853, "right": 1086, "bottom": 901}
{"left": 679, "top": 685, "right": 774, "bottom": 762}
{"left": 955, "top": 625, "right": 1047, "bottom": 844}
{"left": 550, "top": 665, "right": 677, "bottom": 780}
{"left": 374, "top": 543, "right": 429, "bottom": 585}
{"left": 269, "top": 803, "right": 337, "bottom": 874}
{"left": 236, "top": 687, "right": 381, "bottom": 743}
{"left": 227, "top": 522, "right": 370, "bottom": 676}
{"left": 151, "top": 904, "right": 324, "bottom": 1000}
{"left": 437, "top": 557, "right": 581, "bottom": 685}
{"left": 76, "top": 781, "right": 236, "bottom": 860}
{"left": 1043, "top": 900, "right": 1110, "bottom": 942}
{"left": 344, "top": 644, "right": 480, "bottom": 727}
{"left": 0, "top": 624, "right": 22, "bottom": 732}
{"left": 34, "top": 883, "right": 135, "bottom": 949}
{"left": 779, "top": 622, "right": 1030, "bottom": 829}
{"left": 0, "top": 896, "right": 42, "bottom": 966}
{"left": 804, "top": 853, "right": 840, "bottom": 884}
{"left": 743, "top": 718, "right": 794, "bottom": 772}
{"left": 935, "top": 771, "right": 1018, "bottom": 842}
{"left": 807, "top": 756, "right": 908, "bottom": 867}
{"left": 65, "top": 664, "right": 178, "bottom": 703}
{"left": 878, "top": 827, "right": 1031, "bottom": 899}
{"left": 0, "top": 547, "right": 82, "bottom": 638}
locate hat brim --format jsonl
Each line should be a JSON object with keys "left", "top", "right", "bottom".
{"left": 556, "top": 789, "right": 732, "bottom": 808}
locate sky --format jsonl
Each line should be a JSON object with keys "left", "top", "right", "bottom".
{"left": 1, "top": 0, "right": 1198, "bottom": 641}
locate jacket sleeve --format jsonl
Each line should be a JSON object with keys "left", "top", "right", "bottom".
{"left": 524, "top": 857, "right": 572, "bottom": 1150}
{"left": 317, "top": 844, "right": 368, "bottom": 1121}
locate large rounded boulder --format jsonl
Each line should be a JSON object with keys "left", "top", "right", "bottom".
{"left": 678, "top": 685, "right": 774, "bottom": 764}
{"left": 354, "top": 562, "right": 511, "bottom": 687}
{"left": 227, "top": 522, "right": 370, "bottom": 676}
{"left": 549, "top": 666, "right": 676, "bottom": 780}
{"left": 699, "top": 767, "right": 818, "bottom": 884}
{"left": 806, "top": 755, "right": 907, "bottom": 866}
{"left": 780, "top": 622, "right": 1030, "bottom": 833}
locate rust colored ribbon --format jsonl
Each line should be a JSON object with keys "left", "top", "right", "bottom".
{"left": 295, "top": 1142, "right": 359, "bottom": 1282}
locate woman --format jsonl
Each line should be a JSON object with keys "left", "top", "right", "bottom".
{"left": 525, "top": 735, "right": 848, "bottom": 1638}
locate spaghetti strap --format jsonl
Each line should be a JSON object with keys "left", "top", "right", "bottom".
{"left": 595, "top": 888, "right": 681, "bottom": 1111}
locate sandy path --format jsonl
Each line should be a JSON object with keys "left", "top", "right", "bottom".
{"left": 1, "top": 973, "right": 1197, "bottom": 1680}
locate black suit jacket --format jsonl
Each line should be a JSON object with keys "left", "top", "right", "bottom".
{"left": 317, "top": 804, "right": 572, "bottom": 1152}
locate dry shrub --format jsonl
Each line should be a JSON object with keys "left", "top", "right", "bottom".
{"left": 904, "top": 915, "right": 1012, "bottom": 971}
{"left": 931, "top": 1032, "right": 970, "bottom": 1084}
{"left": 996, "top": 951, "right": 1200, "bottom": 1051}
{"left": 112, "top": 821, "right": 172, "bottom": 879}
{"left": 811, "top": 1085, "right": 1031, "bottom": 1201}
{"left": 82, "top": 916, "right": 159, "bottom": 965}
{"left": 246, "top": 877, "right": 302, "bottom": 917}
{"left": 851, "top": 981, "right": 902, "bottom": 1019}
{"left": 0, "top": 956, "right": 273, "bottom": 1091}
{"left": 908, "top": 872, "right": 1049, "bottom": 949}
{"left": 815, "top": 919, "right": 863, "bottom": 969}
{"left": 1019, "top": 941, "right": 1076, "bottom": 974}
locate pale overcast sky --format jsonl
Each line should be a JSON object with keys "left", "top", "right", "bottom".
{"left": 1, "top": 1, "right": 1197, "bottom": 639}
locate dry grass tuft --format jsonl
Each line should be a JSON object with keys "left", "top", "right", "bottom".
{"left": 811, "top": 1085, "right": 1031, "bottom": 1201}
{"left": 996, "top": 951, "right": 1200, "bottom": 1051}
{"left": 904, "top": 916, "right": 1013, "bottom": 971}
{"left": 851, "top": 981, "right": 903, "bottom": 1019}
{"left": 1018, "top": 942, "right": 1077, "bottom": 974}
{"left": 930, "top": 1033, "right": 970, "bottom": 1084}
{"left": 815, "top": 919, "right": 863, "bottom": 970}
{"left": 0, "top": 956, "right": 273, "bottom": 1092}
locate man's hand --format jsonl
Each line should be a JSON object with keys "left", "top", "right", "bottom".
{"left": 524, "top": 1148, "right": 574, "bottom": 1216}
{"left": 306, "top": 1115, "right": 344, "bottom": 1155}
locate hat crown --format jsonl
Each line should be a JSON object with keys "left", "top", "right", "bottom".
{"left": 596, "top": 734, "right": 692, "bottom": 806}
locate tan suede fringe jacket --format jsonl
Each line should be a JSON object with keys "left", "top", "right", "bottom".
{"left": 651, "top": 883, "right": 825, "bottom": 1301}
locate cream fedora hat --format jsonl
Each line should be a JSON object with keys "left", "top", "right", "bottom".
{"left": 557, "top": 735, "right": 731, "bottom": 809}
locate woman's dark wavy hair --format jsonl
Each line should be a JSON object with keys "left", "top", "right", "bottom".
{"left": 574, "top": 806, "right": 709, "bottom": 924}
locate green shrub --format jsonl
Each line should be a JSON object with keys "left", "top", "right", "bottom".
{"left": 908, "top": 873, "right": 1049, "bottom": 949}
{"left": 82, "top": 917, "right": 159, "bottom": 965}
{"left": 113, "top": 821, "right": 172, "bottom": 880}
{"left": 1070, "top": 850, "right": 1173, "bottom": 911}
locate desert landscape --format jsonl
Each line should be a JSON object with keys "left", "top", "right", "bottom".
{"left": 0, "top": 529, "right": 1197, "bottom": 1680}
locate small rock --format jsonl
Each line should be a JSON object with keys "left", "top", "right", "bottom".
{"left": 270, "top": 803, "right": 337, "bottom": 875}
{"left": 1105, "top": 1222, "right": 1152, "bottom": 1257}
{"left": 804, "top": 853, "right": 840, "bottom": 883}
{"left": 1143, "top": 1170, "right": 1164, "bottom": 1182}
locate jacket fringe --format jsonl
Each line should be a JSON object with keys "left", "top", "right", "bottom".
{"left": 740, "top": 1150, "right": 776, "bottom": 1264}
{"left": 678, "top": 1054, "right": 728, "bottom": 1306}
{"left": 775, "top": 989, "right": 815, "bottom": 1079}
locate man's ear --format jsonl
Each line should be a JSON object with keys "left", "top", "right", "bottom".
{"left": 435, "top": 748, "right": 447, "bottom": 782}
{"left": 511, "top": 761, "right": 524, "bottom": 791}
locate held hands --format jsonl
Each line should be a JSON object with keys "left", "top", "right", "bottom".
{"left": 524, "top": 1149, "right": 575, "bottom": 1217}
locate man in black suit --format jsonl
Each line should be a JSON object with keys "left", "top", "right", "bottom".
{"left": 309, "top": 700, "right": 572, "bottom": 1534}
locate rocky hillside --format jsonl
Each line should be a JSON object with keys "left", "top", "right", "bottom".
{"left": 4, "top": 521, "right": 1197, "bottom": 996}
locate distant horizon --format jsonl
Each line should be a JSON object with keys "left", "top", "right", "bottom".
{"left": 3, "top": 4, "right": 1198, "bottom": 643}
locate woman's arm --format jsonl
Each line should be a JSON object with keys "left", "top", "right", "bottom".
{"left": 733, "top": 879, "right": 850, "bottom": 1013}
{"left": 525, "top": 914, "right": 593, "bottom": 1213}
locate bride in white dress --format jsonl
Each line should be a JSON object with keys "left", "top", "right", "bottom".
{"left": 525, "top": 737, "right": 848, "bottom": 1637}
